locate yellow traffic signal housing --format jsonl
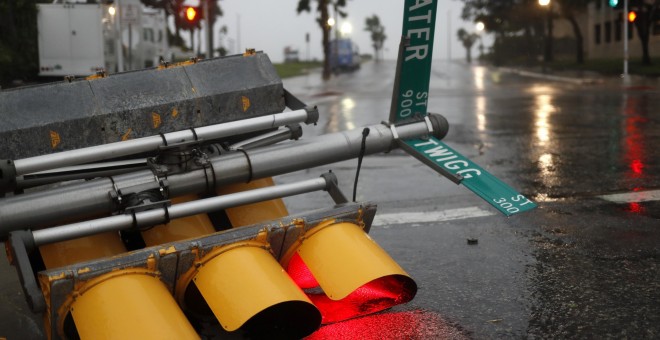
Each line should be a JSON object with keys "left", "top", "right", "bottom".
{"left": 213, "top": 177, "right": 416, "bottom": 326}
{"left": 140, "top": 191, "right": 322, "bottom": 338}
{"left": 181, "top": 240, "right": 321, "bottom": 338}
{"left": 37, "top": 232, "right": 198, "bottom": 339}
{"left": 283, "top": 221, "right": 417, "bottom": 324}
{"left": 69, "top": 269, "right": 199, "bottom": 340}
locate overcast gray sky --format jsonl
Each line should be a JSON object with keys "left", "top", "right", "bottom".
{"left": 187, "top": 0, "right": 483, "bottom": 63}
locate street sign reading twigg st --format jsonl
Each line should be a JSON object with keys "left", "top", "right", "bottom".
{"left": 391, "top": 0, "right": 537, "bottom": 216}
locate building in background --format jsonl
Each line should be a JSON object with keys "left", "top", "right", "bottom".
{"left": 585, "top": 1, "right": 660, "bottom": 60}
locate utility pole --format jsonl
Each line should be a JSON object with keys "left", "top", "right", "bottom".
{"left": 204, "top": 0, "right": 212, "bottom": 58}
{"left": 114, "top": 0, "right": 124, "bottom": 72}
{"left": 623, "top": 0, "right": 630, "bottom": 83}
{"left": 447, "top": 10, "right": 451, "bottom": 60}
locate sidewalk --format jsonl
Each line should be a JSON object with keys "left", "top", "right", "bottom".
{"left": 498, "top": 65, "right": 660, "bottom": 89}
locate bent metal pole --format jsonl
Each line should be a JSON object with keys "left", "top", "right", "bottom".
{"left": 0, "top": 114, "right": 448, "bottom": 236}
{"left": 12, "top": 108, "right": 318, "bottom": 176}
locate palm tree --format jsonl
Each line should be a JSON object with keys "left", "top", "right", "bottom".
{"left": 457, "top": 28, "right": 479, "bottom": 63}
{"left": 297, "top": 0, "right": 348, "bottom": 80}
{"left": 364, "top": 15, "right": 386, "bottom": 61}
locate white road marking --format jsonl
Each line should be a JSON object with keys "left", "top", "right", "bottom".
{"left": 598, "top": 189, "right": 660, "bottom": 204}
{"left": 372, "top": 206, "right": 495, "bottom": 226}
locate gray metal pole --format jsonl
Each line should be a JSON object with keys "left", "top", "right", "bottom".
{"left": 32, "top": 176, "right": 330, "bottom": 246}
{"left": 115, "top": 0, "right": 124, "bottom": 73}
{"left": 13, "top": 109, "right": 317, "bottom": 176}
{"left": 204, "top": 0, "right": 212, "bottom": 59}
{"left": 623, "top": 0, "right": 630, "bottom": 83}
{"left": 0, "top": 115, "right": 447, "bottom": 235}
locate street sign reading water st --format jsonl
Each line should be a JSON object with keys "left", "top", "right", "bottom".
{"left": 391, "top": 0, "right": 537, "bottom": 216}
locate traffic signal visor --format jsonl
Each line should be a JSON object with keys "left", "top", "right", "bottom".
{"left": 182, "top": 240, "right": 322, "bottom": 338}
{"left": 70, "top": 269, "right": 198, "bottom": 340}
{"left": 284, "top": 221, "right": 417, "bottom": 324}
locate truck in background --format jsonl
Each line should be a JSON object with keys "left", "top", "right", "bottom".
{"left": 329, "top": 38, "right": 360, "bottom": 73}
{"left": 37, "top": 0, "right": 168, "bottom": 77}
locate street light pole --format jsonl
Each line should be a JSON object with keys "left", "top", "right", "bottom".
{"left": 623, "top": 0, "right": 630, "bottom": 83}
{"left": 539, "top": 0, "right": 553, "bottom": 63}
{"left": 547, "top": 2, "right": 553, "bottom": 62}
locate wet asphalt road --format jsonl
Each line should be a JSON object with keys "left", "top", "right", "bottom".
{"left": 279, "top": 61, "right": 660, "bottom": 339}
{"left": 1, "top": 60, "right": 659, "bottom": 339}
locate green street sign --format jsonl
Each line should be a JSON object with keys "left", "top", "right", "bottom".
{"left": 390, "top": 0, "right": 437, "bottom": 122}
{"left": 392, "top": 0, "right": 537, "bottom": 216}
{"left": 401, "top": 138, "right": 537, "bottom": 216}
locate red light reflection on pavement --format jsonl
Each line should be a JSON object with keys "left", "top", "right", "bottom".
{"left": 623, "top": 96, "right": 646, "bottom": 180}
{"left": 287, "top": 253, "right": 416, "bottom": 324}
{"left": 307, "top": 275, "right": 414, "bottom": 324}
{"left": 305, "top": 309, "right": 469, "bottom": 340}
{"left": 624, "top": 188, "right": 646, "bottom": 213}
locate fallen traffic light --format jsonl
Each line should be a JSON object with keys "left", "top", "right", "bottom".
{"left": 283, "top": 221, "right": 417, "bottom": 324}
{"left": 217, "top": 178, "right": 417, "bottom": 323}
{"left": 179, "top": 236, "right": 322, "bottom": 338}
{"left": 141, "top": 191, "right": 322, "bottom": 338}
{"left": 36, "top": 231, "right": 198, "bottom": 339}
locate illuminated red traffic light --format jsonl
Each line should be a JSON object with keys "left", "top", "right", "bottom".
{"left": 283, "top": 222, "right": 417, "bottom": 324}
{"left": 185, "top": 6, "right": 198, "bottom": 22}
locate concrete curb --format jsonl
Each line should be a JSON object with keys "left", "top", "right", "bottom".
{"left": 498, "top": 67, "right": 603, "bottom": 85}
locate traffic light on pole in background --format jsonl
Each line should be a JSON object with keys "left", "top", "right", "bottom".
{"left": 181, "top": 6, "right": 200, "bottom": 26}
{"left": 609, "top": 0, "right": 623, "bottom": 9}
{"left": 628, "top": 10, "right": 637, "bottom": 22}
{"left": 186, "top": 6, "right": 198, "bottom": 22}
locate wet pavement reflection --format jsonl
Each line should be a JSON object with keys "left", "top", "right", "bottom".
{"left": 284, "top": 61, "right": 660, "bottom": 339}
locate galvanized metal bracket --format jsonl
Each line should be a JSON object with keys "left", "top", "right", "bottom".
{"left": 320, "top": 171, "right": 349, "bottom": 204}
{"left": 0, "top": 159, "right": 17, "bottom": 196}
{"left": 110, "top": 176, "right": 170, "bottom": 211}
{"left": 284, "top": 89, "right": 319, "bottom": 125}
{"left": 7, "top": 230, "right": 45, "bottom": 313}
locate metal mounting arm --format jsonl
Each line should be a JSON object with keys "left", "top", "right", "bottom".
{"left": 10, "top": 108, "right": 319, "bottom": 177}
{"left": 0, "top": 114, "right": 448, "bottom": 237}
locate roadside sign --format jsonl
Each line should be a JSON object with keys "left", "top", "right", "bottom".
{"left": 389, "top": 0, "right": 437, "bottom": 123}
{"left": 401, "top": 138, "right": 537, "bottom": 216}
{"left": 392, "top": 0, "right": 536, "bottom": 216}
{"left": 121, "top": 4, "right": 139, "bottom": 25}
